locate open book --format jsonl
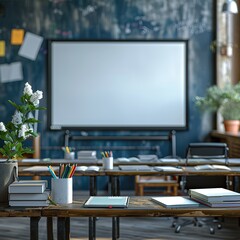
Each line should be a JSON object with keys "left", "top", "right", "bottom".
{"left": 76, "top": 166, "right": 100, "bottom": 171}
{"left": 194, "top": 165, "right": 231, "bottom": 171}
{"left": 154, "top": 166, "right": 183, "bottom": 172}
{"left": 117, "top": 157, "right": 140, "bottom": 162}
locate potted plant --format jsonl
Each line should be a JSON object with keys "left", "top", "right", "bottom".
{"left": 0, "top": 82, "right": 45, "bottom": 204}
{"left": 220, "top": 100, "right": 240, "bottom": 134}
{"left": 195, "top": 83, "right": 240, "bottom": 134}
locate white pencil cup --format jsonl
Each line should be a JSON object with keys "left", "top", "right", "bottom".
{"left": 51, "top": 178, "right": 73, "bottom": 204}
{"left": 65, "top": 152, "right": 75, "bottom": 160}
{"left": 102, "top": 157, "right": 113, "bottom": 170}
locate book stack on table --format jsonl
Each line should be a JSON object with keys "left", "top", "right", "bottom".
{"left": 77, "top": 151, "right": 97, "bottom": 160}
{"left": 189, "top": 188, "right": 240, "bottom": 207}
{"left": 8, "top": 180, "right": 50, "bottom": 207}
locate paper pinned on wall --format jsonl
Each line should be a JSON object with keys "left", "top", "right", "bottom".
{"left": 11, "top": 29, "right": 25, "bottom": 45}
{"left": 0, "top": 62, "right": 23, "bottom": 83}
{"left": 18, "top": 32, "right": 43, "bottom": 60}
{"left": 0, "top": 41, "right": 5, "bottom": 57}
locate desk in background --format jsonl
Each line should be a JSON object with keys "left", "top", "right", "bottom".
{"left": 211, "top": 130, "right": 240, "bottom": 158}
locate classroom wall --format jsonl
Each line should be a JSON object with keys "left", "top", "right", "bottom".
{"left": 0, "top": 0, "right": 216, "bottom": 190}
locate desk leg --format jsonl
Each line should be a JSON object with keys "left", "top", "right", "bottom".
{"left": 110, "top": 176, "right": 120, "bottom": 239}
{"left": 47, "top": 217, "right": 54, "bottom": 240}
{"left": 30, "top": 216, "right": 40, "bottom": 240}
{"left": 89, "top": 176, "right": 97, "bottom": 240}
{"left": 57, "top": 217, "right": 70, "bottom": 240}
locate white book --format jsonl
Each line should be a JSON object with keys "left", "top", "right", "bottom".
{"left": 9, "top": 190, "right": 50, "bottom": 201}
{"left": 189, "top": 188, "right": 240, "bottom": 202}
{"left": 9, "top": 200, "right": 49, "bottom": 207}
{"left": 8, "top": 180, "right": 48, "bottom": 194}
{"left": 77, "top": 151, "right": 97, "bottom": 156}
{"left": 194, "top": 165, "right": 231, "bottom": 171}
{"left": 154, "top": 166, "right": 183, "bottom": 172}
{"left": 151, "top": 196, "right": 200, "bottom": 208}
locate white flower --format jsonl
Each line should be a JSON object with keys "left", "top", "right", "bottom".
{"left": 30, "top": 90, "right": 43, "bottom": 106}
{"left": 23, "top": 82, "right": 33, "bottom": 96}
{"left": 0, "top": 122, "right": 7, "bottom": 132}
{"left": 18, "top": 124, "right": 28, "bottom": 139}
{"left": 12, "top": 111, "right": 23, "bottom": 125}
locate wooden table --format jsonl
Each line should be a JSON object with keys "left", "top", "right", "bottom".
{"left": 18, "top": 166, "right": 240, "bottom": 239}
{"left": 0, "top": 206, "right": 42, "bottom": 240}
{"left": 17, "top": 158, "right": 240, "bottom": 167}
{"left": 42, "top": 196, "right": 240, "bottom": 240}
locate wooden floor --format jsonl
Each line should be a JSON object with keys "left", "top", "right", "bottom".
{"left": 0, "top": 216, "right": 239, "bottom": 239}
{"left": 0, "top": 191, "right": 240, "bottom": 239}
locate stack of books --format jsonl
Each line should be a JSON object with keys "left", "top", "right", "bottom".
{"left": 189, "top": 188, "right": 240, "bottom": 207}
{"left": 77, "top": 150, "right": 97, "bottom": 160}
{"left": 8, "top": 180, "right": 50, "bottom": 207}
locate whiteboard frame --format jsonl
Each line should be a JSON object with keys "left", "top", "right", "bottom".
{"left": 47, "top": 39, "right": 188, "bottom": 131}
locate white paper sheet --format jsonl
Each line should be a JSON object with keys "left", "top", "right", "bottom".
{"left": 0, "top": 62, "right": 23, "bottom": 83}
{"left": 18, "top": 32, "right": 43, "bottom": 60}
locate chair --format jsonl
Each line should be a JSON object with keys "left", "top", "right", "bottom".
{"left": 174, "top": 142, "right": 229, "bottom": 234}
{"left": 135, "top": 175, "right": 179, "bottom": 196}
{"left": 135, "top": 156, "right": 180, "bottom": 196}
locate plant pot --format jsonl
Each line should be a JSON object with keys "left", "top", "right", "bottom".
{"left": 223, "top": 120, "right": 240, "bottom": 134}
{"left": 0, "top": 160, "right": 18, "bottom": 205}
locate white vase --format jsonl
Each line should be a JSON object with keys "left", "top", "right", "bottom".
{"left": 0, "top": 160, "right": 18, "bottom": 205}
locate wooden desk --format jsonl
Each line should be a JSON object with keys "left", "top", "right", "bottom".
{"left": 42, "top": 196, "right": 240, "bottom": 240}
{"left": 211, "top": 131, "right": 240, "bottom": 158}
{"left": 0, "top": 206, "right": 42, "bottom": 240}
{"left": 17, "top": 157, "right": 240, "bottom": 167}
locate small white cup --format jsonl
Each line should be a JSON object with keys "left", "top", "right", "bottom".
{"left": 65, "top": 152, "right": 75, "bottom": 160}
{"left": 103, "top": 157, "right": 113, "bottom": 170}
{"left": 51, "top": 178, "right": 73, "bottom": 204}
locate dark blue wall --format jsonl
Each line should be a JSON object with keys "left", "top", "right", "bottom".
{"left": 0, "top": 0, "right": 216, "bottom": 190}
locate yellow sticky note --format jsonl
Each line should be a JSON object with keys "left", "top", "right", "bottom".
{"left": 11, "top": 29, "right": 24, "bottom": 45}
{"left": 0, "top": 41, "right": 5, "bottom": 57}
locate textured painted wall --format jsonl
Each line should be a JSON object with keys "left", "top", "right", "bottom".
{"left": 0, "top": 0, "right": 215, "bottom": 190}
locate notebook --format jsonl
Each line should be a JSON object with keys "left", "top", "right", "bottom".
{"left": 84, "top": 196, "right": 129, "bottom": 208}
{"left": 151, "top": 196, "right": 200, "bottom": 208}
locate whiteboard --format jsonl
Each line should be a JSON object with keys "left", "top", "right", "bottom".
{"left": 48, "top": 40, "right": 188, "bottom": 130}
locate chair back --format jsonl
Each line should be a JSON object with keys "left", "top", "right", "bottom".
{"left": 184, "top": 142, "right": 229, "bottom": 190}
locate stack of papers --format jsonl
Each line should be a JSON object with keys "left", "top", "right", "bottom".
{"left": 189, "top": 188, "right": 240, "bottom": 207}
{"left": 151, "top": 196, "right": 199, "bottom": 208}
{"left": 77, "top": 151, "right": 97, "bottom": 160}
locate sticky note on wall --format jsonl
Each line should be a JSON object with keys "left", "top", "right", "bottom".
{"left": 0, "top": 41, "right": 5, "bottom": 56}
{"left": 18, "top": 32, "right": 43, "bottom": 60}
{"left": 11, "top": 29, "right": 24, "bottom": 45}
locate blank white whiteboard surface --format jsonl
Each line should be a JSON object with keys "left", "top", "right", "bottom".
{"left": 48, "top": 40, "right": 188, "bottom": 130}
